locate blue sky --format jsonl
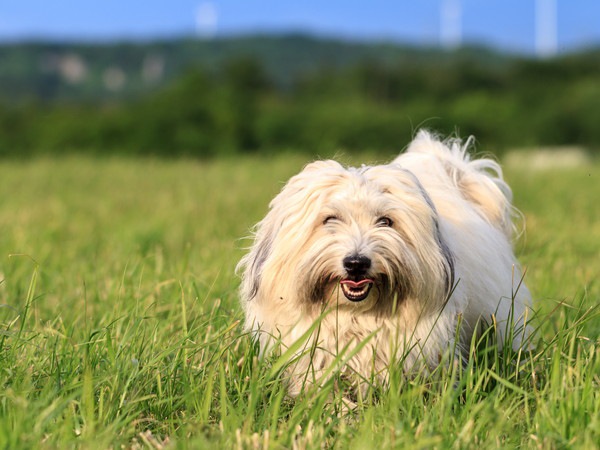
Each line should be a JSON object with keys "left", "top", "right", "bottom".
{"left": 1, "top": 1, "right": 599, "bottom": 54}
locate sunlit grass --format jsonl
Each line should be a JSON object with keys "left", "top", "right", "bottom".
{"left": 0, "top": 155, "right": 598, "bottom": 448}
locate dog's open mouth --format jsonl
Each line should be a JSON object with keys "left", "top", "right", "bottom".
{"left": 340, "top": 278, "right": 373, "bottom": 302}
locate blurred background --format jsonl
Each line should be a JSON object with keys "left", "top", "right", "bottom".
{"left": 1, "top": 0, "right": 600, "bottom": 158}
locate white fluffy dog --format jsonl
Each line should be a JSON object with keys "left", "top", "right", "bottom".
{"left": 238, "top": 131, "right": 533, "bottom": 396}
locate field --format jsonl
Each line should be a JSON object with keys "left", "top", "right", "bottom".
{"left": 0, "top": 154, "right": 598, "bottom": 449}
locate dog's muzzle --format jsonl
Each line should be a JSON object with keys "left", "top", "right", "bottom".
{"left": 340, "top": 255, "right": 374, "bottom": 301}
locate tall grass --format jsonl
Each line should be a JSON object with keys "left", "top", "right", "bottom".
{"left": 0, "top": 155, "right": 598, "bottom": 448}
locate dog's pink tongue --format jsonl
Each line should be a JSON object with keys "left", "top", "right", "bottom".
{"left": 340, "top": 279, "right": 373, "bottom": 288}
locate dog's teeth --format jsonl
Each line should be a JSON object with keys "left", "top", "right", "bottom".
{"left": 340, "top": 281, "right": 373, "bottom": 302}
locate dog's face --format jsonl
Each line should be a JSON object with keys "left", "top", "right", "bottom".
{"left": 239, "top": 160, "right": 454, "bottom": 318}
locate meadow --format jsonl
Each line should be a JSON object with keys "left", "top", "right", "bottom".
{"left": 0, "top": 153, "right": 598, "bottom": 449}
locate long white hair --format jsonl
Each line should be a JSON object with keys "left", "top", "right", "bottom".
{"left": 237, "top": 131, "right": 533, "bottom": 396}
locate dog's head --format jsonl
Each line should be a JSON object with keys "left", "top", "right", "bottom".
{"left": 238, "top": 160, "right": 454, "bottom": 318}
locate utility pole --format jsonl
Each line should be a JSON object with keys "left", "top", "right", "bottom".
{"left": 536, "top": 0, "right": 558, "bottom": 57}
{"left": 441, "top": 0, "right": 462, "bottom": 49}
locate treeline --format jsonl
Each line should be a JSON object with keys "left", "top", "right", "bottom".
{"left": 0, "top": 35, "right": 513, "bottom": 103}
{"left": 1, "top": 42, "right": 600, "bottom": 158}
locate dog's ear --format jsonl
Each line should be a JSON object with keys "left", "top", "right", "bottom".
{"left": 435, "top": 223, "right": 456, "bottom": 299}
{"left": 239, "top": 159, "right": 346, "bottom": 302}
{"left": 406, "top": 131, "right": 514, "bottom": 237}
{"left": 238, "top": 161, "right": 340, "bottom": 301}
{"left": 238, "top": 216, "right": 276, "bottom": 301}
{"left": 406, "top": 170, "right": 457, "bottom": 300}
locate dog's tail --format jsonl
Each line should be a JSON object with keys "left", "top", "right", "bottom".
{"left": 404, "top": 130, "right": 517, "bottom": 238}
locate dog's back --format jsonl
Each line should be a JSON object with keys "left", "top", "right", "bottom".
{"left": 395, "top": 131, "right": 533, "bottom": 350}
{"left": 396, "top": 130, "right": 516, "bottom": 238}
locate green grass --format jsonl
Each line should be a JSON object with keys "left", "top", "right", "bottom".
{"left": 0, "top": 155, "right": 598, "bottom": 449}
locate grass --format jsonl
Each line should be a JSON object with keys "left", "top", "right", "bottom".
{"left": 0, "top": 154, "right": 598, "bottom": 449}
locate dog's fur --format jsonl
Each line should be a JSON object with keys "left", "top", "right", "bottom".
{"left": 237, "top": 131, "right": 533, "bottom": 396}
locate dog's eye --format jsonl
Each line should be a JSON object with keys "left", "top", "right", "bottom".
{"left": 323, "top": 215, "right": 339, "bottom": 225}
{"left": 376, "top": 216, "right": 393, "bottom": 227}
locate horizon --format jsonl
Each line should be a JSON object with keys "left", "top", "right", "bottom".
{"left": 1, "top": 30, "right": 598, "bottom": 59}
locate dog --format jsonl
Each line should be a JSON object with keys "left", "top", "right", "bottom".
{"left": 237, "top": 131, "right": 533, "bottom": 397}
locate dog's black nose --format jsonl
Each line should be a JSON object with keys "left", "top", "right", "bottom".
{"left": 343, "top": 255, "right": 371, "bottom": 277}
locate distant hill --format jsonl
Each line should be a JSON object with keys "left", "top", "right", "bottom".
{"left": 2, "top": 34, "right": 600, "bottom": 157}
{"left": 0, "top": 34, "right": 513, "bottom": 104}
